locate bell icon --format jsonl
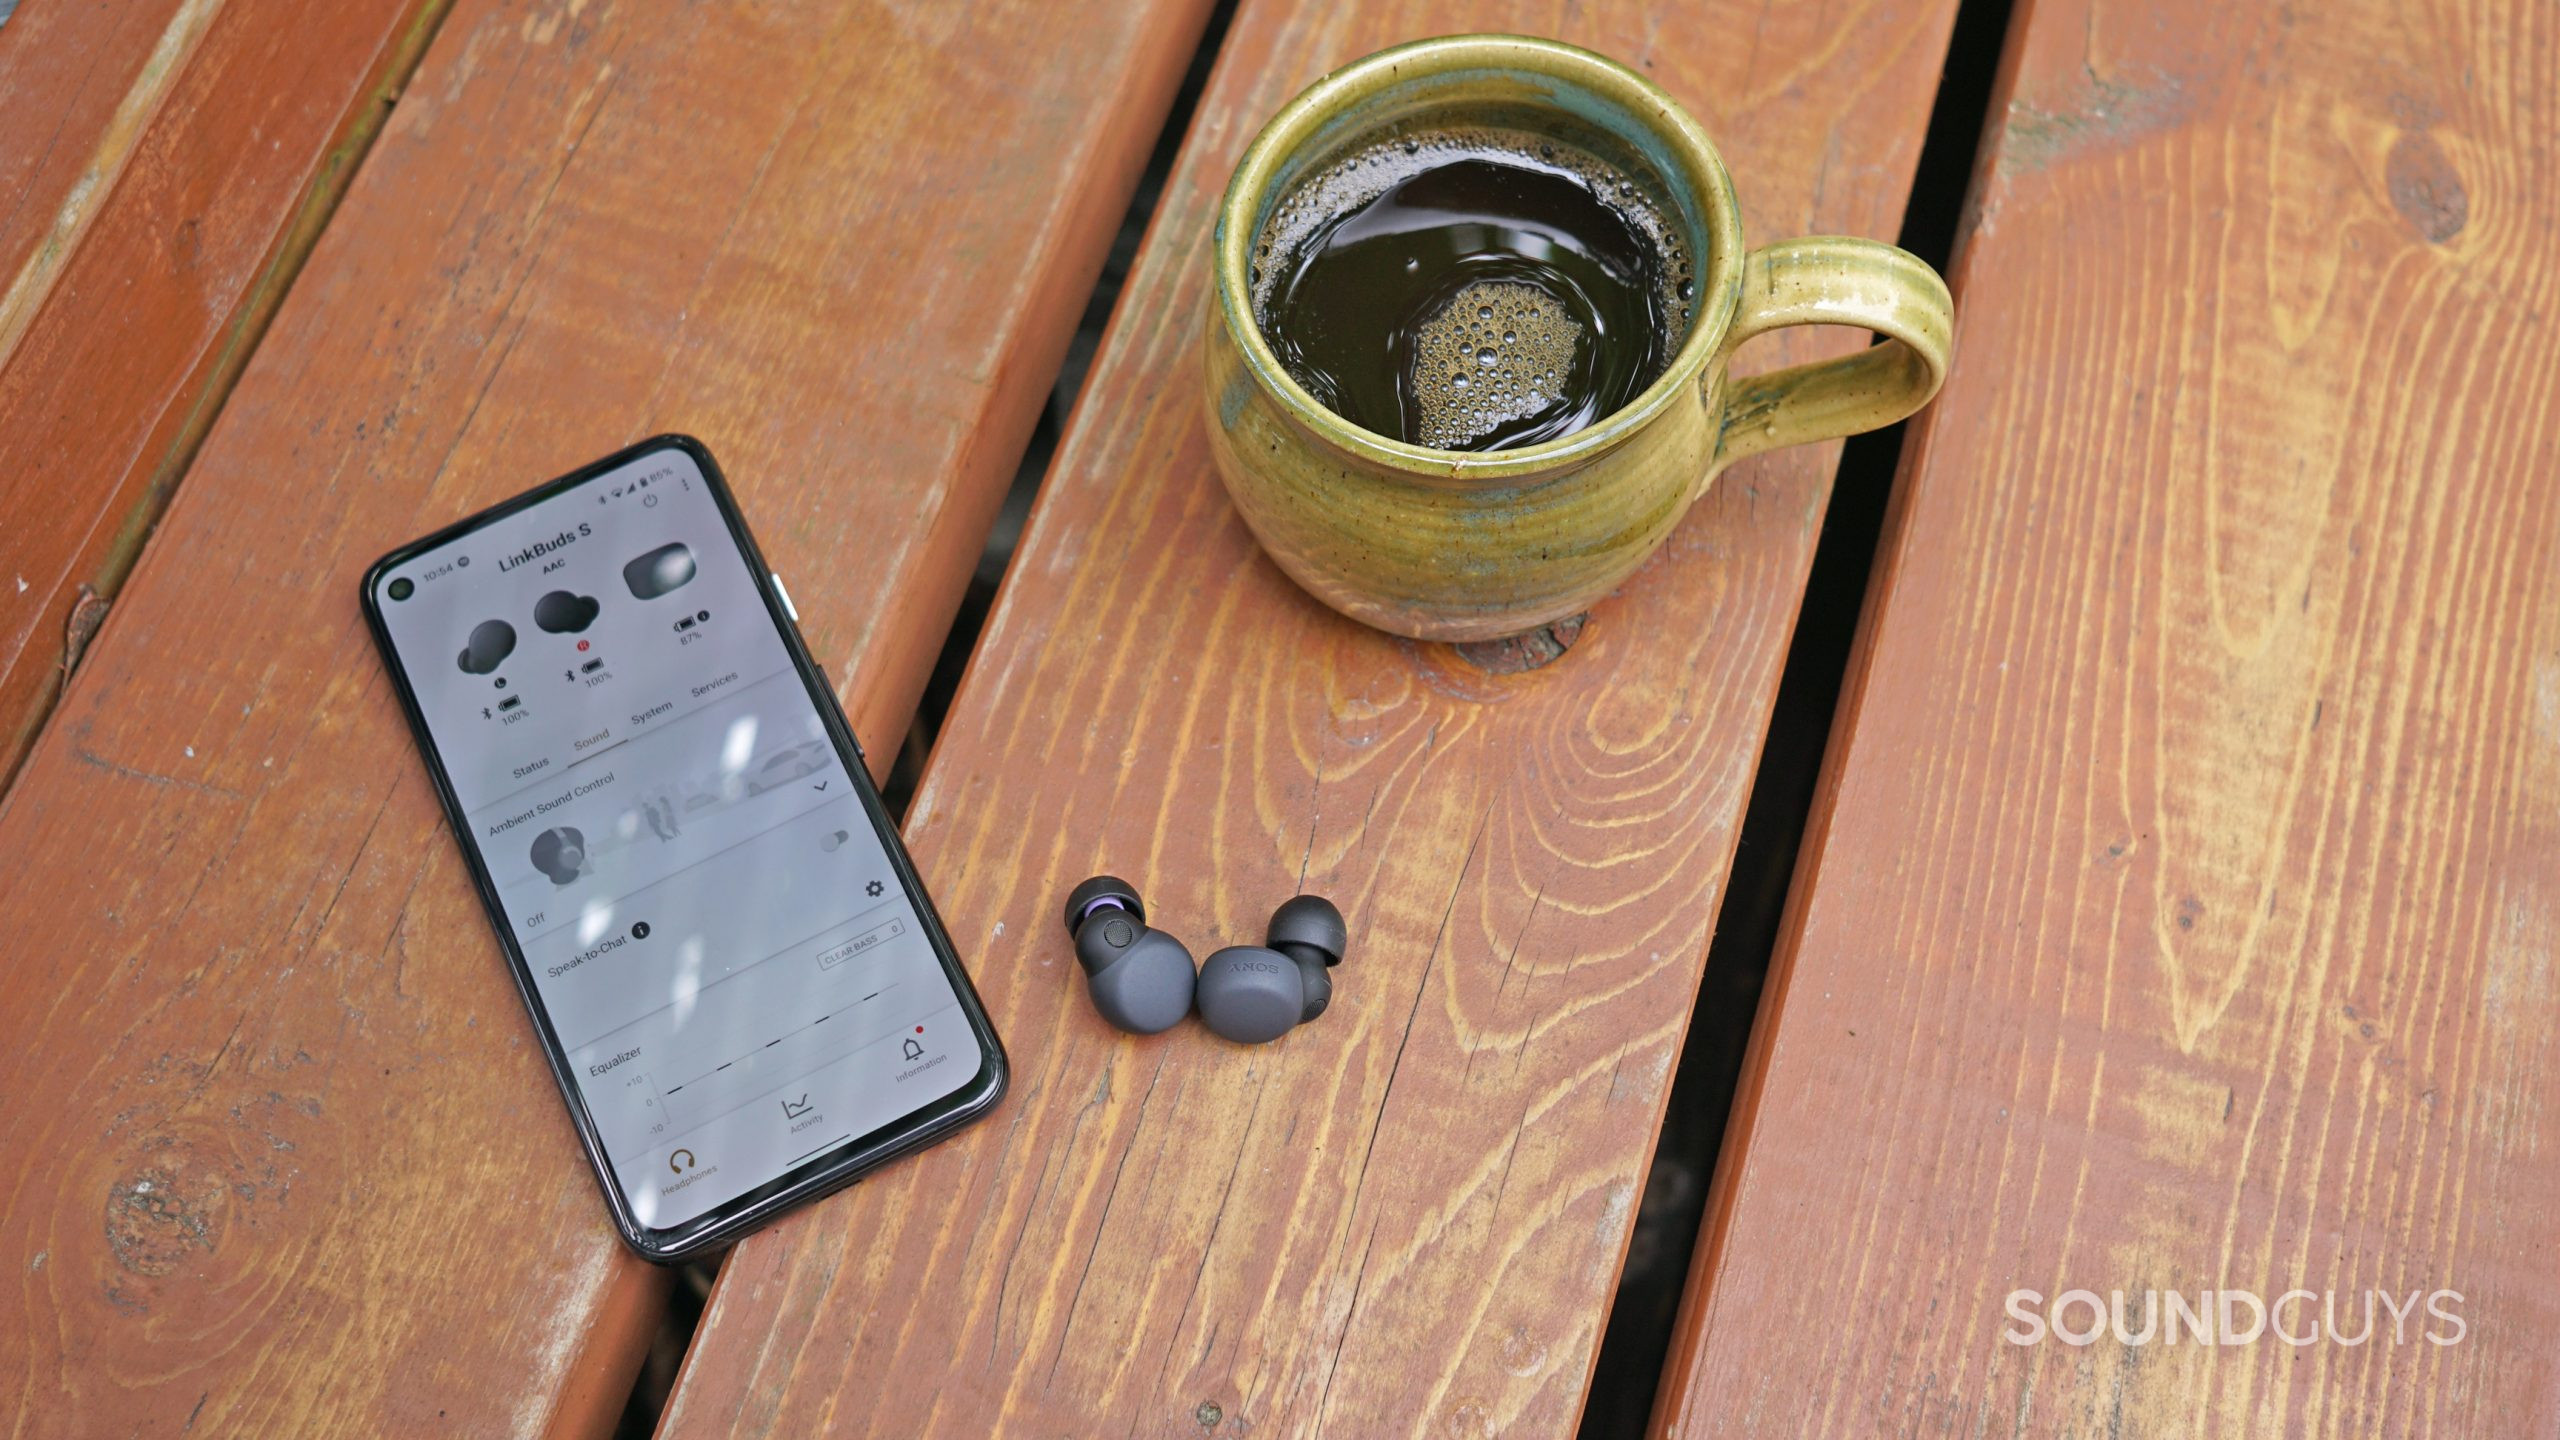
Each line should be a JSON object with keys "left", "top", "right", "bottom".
{"left": 901, "top": 1037, "right": 924, "bottom": 1061}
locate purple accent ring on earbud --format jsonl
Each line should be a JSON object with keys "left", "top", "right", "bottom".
{"left": 1073, "top": 894, "right": 1132, "bottom": 924}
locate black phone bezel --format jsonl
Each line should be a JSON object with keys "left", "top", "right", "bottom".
{"left": 358, "top": 433, "right": 1007, "bottom": 1262}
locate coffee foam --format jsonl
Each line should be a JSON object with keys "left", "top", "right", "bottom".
{"left": 1409, "top": 282, "right": 1582, "bottom": 450}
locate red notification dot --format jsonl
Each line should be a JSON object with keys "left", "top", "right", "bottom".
{"left": 914, "top": 1026, "right": 924, "bottom": 1034}
{"left": 577, "top": 640, "right": 590, "bottom": 651}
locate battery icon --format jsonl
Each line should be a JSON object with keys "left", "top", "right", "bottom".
{"left": 497, "top": 695, "right": 522, "bottom": 713}
{"left": 581, "top": 657, "right": 604, "bottom": 674}
{"left": 673, "top": 615, "right": 696, "bottom": 633}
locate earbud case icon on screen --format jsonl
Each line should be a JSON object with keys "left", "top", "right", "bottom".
{"left": 624, "top": 543, "right": 696, "bottom": 600}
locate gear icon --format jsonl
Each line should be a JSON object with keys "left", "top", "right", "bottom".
{"left": 865, "top": 880, "right": 884, "bottom": 898}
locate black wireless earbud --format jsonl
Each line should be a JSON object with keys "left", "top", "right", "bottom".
{"left": 1062, "top": 875, "right": 1196, "bottom": 1035}
{"left": 1195, "top": 896, "right": 1347, "bottom": 1044}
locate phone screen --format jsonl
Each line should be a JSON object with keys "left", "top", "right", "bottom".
{"left": 368, "top": 440, "right": 995, "bottom": 1240}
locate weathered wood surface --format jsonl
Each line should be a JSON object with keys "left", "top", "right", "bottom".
{"left": 0, "top": 0, "right": 1216, "bottom": 1432}
{"left": 1655, "top": 0, "right": 2560, "bottom": 1432}
{"left": 0, "top": 0, "right": 449, "bottom": 790}
{"left": 657, "top": 0, "right": 1961, "bottom": 1435}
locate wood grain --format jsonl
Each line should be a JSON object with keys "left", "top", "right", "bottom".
{"left": 657, "top": 1, "right": 1960, "bottom": 1435}
{"left": 0, "top": 0, "right": 1215, "bottom": 1432}
{"left": 1655, "top": 0, "right": 2560, "bottom": 1432}
{"left": 0, "top": 0, "right": 451, "bottom": 790}
{"left": 0, "top": 0, "right": 201, "bottom": 279}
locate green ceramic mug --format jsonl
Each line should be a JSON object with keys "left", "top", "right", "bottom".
{"left": 1204, "top": 34, "right": 1954, "bottom": 642}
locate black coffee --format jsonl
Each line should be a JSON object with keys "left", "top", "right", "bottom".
{"left": 1250, "top": 129, "right": 1693, "bottom": 452}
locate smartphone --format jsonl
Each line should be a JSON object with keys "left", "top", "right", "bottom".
{"left": 361, "top": 435, "right": 1005, "bottom": 1260}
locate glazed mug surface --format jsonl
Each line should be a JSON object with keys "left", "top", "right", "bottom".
{"left": 1205, "top": 34, "right": 1954, "bottom": 642}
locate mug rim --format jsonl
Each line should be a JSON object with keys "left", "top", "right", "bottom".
{"left": 1213, "top": 33, "right": 1746, "bottom": 481}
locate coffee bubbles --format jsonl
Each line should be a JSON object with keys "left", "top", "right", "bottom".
{"left": 1410, "top": 282, "right": 1582, "bottom": 450}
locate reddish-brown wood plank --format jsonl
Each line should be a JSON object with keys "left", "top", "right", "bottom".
{"left": 0, "top": 0, "right": 1216, "bottom": 1432}
{"left": 0, "top": 0, "right": 451, "bottom": 789}
{"left": 0, "top": 0, "right": 200, "bottom": 271}
{"left": 1655, "top": 0, "right": 2560, "bottom": 1432}
{"left": 658, "top": 1, "right": 1960, "bottom": 1434}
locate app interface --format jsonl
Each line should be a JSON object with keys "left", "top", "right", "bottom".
{"left": 376, "top": 448, "right": 976, "bottom": 1230}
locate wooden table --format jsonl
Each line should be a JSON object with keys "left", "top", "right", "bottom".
{"left": 1652, "top": 0, "right": 2560, "bottom": 1433}
{"left": 0, "top": 0, "right": 441, "bottom": 786}
{"left": 3, "top": 0, "right": 2550, "bottom": 1434}
{"left": 653, "top": 0, "right": 1961, "bottom": 1434}
{"left": 0, "top": 0, "right": 1213, "bottom": 1431}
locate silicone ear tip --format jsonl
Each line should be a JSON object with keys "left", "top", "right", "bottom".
{"left": 1063, "top": 874, "right": 1146, "bottom": 935}
{"left": 1266, "top": 895, "right": 1346, "bottom": 964}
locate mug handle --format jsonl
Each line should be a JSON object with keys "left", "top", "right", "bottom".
{"left": 1712, "top": 236, "right": 1953, "bottom": 469}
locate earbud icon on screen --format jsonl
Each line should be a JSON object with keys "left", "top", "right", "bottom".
{"left": 534, "top": 590, "right": 600, "bottom": 634}
{"left": 457, "top": 619, "right": 516, "bottom": 675}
